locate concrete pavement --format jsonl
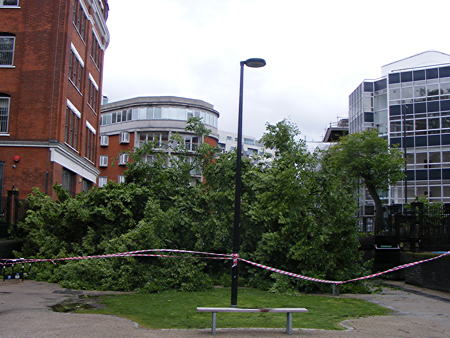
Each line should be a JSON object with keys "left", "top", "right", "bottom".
{"left": 1, "top": 280, "right": 449, "bottom": 337}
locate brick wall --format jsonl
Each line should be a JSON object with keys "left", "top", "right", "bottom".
{"left": 402, "top": 253, "right": 450, "bottom": 293}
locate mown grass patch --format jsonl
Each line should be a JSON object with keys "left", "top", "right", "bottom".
{"left": 79, "top": 287, "right": 390, "bottom": 330}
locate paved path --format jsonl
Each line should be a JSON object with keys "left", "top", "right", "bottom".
{"left": 1, "top": 280, "right": 449, "bottom": 337}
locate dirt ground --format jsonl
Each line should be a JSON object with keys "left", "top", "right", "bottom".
{"left": 0, "top": 280, "right": 449, "bottom": 337}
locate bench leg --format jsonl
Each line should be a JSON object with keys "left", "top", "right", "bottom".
{"left": 211, "top": 312, "right": 216, "bottom": 335}
{"left": 286, "top": 312, "right": 292, "bottom": 335}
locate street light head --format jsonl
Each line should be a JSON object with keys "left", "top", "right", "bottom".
{"left": 243, "top": 58, "right": 266, "bottom": 68}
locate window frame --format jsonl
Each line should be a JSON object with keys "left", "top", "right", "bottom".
{"left": 99, "top": 155, "right": 108, "bottom": 167}
{"left": 118, "top": 153, "right": 129, "bottom": 166}
{"left": 0, "top": 0, "right": 20, "bottom": 8}
{"left": 0, "top": 94, "right": 11, "bottom": 133}
{"left": 100, "top": 135, "right": 109, "bottom": 146}
{"left": 120, "top": 131, "right": 130, "bottom": 144}
{"left": 64, "top": 104, "right": 80, "bottom": 150}
{"left": 0, "top": 34, "right": 15, "bottom": 66}
{"left": 98, "top": 176, "right": 107, "bottom": 187}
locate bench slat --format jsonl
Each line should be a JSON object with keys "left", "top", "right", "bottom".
{"left": 197, "top": 307, "right": 308, "bottom": 313}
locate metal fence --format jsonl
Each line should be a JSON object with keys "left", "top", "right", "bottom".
{"left": 382, "top": 202, "right": 450, "bottom": 251}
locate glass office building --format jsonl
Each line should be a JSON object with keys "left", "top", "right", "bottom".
{"left": 349, "top": 51, "right": 450, "bottom": 228}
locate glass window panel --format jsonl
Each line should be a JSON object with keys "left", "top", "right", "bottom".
{"left": 442, "top": 152, "right": 450, "bottom": 163}
{"left": 406, "top": 153, "right": 414, "bottom": 164}
{"left": 154, "top": 107, "right": 161, "bottom": 119}
{"left": 363, "top": 82, "right": 373, "bottom": 92}
{"left": 414, "top": 102, "right": 426, "bottom": 113}
{"left": 429, "top": 152, "right": 441, "bottom": 163}
{"left": 132, "top": 108, "right": 138, "bottom": 120}
{"left": 441, "top": 82, "right": 450, "bottom": 95}
{"left": 427, "top": 84, "right": 440, "bottom": 96}
{"left": 444, "top": 186, "right": 450, "bottom": 197}
{"left": 405, "top": 120, "right": 414, "bottom": 131}
{"left": 389, "top": 88, "right": 400, "bottom": 100}
{"left": 428, "top": 118, "right": 440, "bottom": 129}
{"left": 390, "top": 121, "right": 401, "bottom": 132}
{"left": 401, "top": 87, "right": 413, "bottom": 98}
{"left": 112, "top": 112, "right": 117, "bottom": 123}
{"left": 414, "top": 85, "right": 427, "bottom": 97}
{"left": 415, "top": 136, "right": 427, "bottom": 146}
{"left": 426, "top": 68, "right": 439, "bottom": 79}
{"left": 430, "top": 186, "right": 441, "bottom": 197}
{"left": 401, "top": 71, "right": 413, "bottom": 83}
{"left": 427, "top": 101, "right": 439, "bottom": 112}
{"left": 389, "top": 73, "right": 400, "bottom": 84}
{"left": 413, "top": 70, "right": 426, "bottom": 81}
{"left": 440, "top": 66, "right": 450, "bottom": 78}
{"left": 374, "top": 79, "right": 387, "bottom": 90}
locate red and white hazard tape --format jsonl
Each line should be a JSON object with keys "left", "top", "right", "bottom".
{"left": 2, "top": 250, "right": 449, "bottom": 285}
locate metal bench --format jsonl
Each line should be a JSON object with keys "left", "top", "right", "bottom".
{"left": 196, "top": 307, "right": 308, "bottom": 335}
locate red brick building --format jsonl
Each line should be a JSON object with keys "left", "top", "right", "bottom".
{"left": 0, "top": 0, "right": 109, "bottom": 218}
{"left": 99, "top": 96, "right": 220, "bottom": 185}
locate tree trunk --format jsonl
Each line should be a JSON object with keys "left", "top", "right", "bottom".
{"left": 366, "top": 183, "right": 383, "bottom": 235}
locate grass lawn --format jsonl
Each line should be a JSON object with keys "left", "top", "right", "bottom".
{"left": 80, "top": 287, "right": 390, "bottom": 330}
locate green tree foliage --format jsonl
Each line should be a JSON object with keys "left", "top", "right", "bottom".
{"left": 16, "top": 120, "right": 367, "bottom": 292}
{"left": 326, "top": 129, "right": 404, "bottom": 234}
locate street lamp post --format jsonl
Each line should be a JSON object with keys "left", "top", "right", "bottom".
{"left": 231, "top": 58, "right": 266, "bottom": 307}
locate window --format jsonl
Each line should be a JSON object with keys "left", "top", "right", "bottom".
{"left": 120, "top": 131, "right": 130, "bottom": 144}
{"left": 91, "top": 31, "right": 102, "bottom": 68}
{"left": 64, "top": 104, "right": 80, "bottom": 150}
{"left": 118, "top": 175, "right": 125, "bottom": 184}
{"left": 98, "top": 176, "right": 107, "bottom": 187}
{"left": 118, "top": 153, "right": 129, "bottom": 166}
{"left": 85, "top": 126, "right": 95, "bottom": 162}
{"left": 99, "top": 155, "right": 108, "bottom": 167}
{"left": 87, "top": 76, "right": 99, "bottom": 111}
{"left": 82, "top": 179, "right": 92, "bottom": 192}
{"left": 0, "top": 94, "right": 10, "bottom": 133}
{"left": 100, "top": 135, "right": 109, "bottom": 146}
{"left": 68, "top": 46, "right": 84, "bottom": 90}
{"left": 0, "top": 1, "right": 19, "bottom": 7}
{"left": 0, "top": 34, "right": 15, "bottom": 66}
{"left": 72, "top": 0, "right": 87, "bottom": 41}
{"left": 0, "top": 161, "right": 3, "bottom": 211}
{"left": 62, "top": 168, "right": 76, "bottom": 196}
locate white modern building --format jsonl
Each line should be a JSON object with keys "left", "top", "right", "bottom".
{"left": 349, "top": 51, "right": 450, "bottom": 228}
{"left": 217, "top": 130, "right": 274, "bottom": 157}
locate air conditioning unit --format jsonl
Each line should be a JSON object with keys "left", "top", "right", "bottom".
{"left": 100, "top": 135, "right": 109, "bottom": 146}
{"left": 99, "top": 155, "right": 108, "bottom": 167}
{"left": 120, "top": 132, "right": 130, "bottom": 144}
{"left": 118, "top": 153, "right": 129, "bottom": 166}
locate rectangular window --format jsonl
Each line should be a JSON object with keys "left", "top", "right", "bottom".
{"left": 87, "top": 78, "right": 99, "bottom": 111}
{"left": 85, "top": 127, "right": 95, "bottom": 162}
{"left": 62, "top": 168, "right": 76, "bottom": 196}
{"left": 64, "top": 106, "right": 80, "bottom": 150}
{"left": 118, "top": 153, "right": 129, "bottom": 166}
{"left": 91, "top": 31, "right": 102, "bottom": 68}
{"left": 82, "top": 179, "right": 92, "bottom": 192}
{"left": 120, "top": 131, "right": 130, "bottom": 144}
{"left": 0, "top": 161, "right": 3, "bottom": 211}
{"left": 0, "top": 95, "right": 10, "bottom": 132}
{"left": 68, "top": 49, "right": 84, "bottom": 90}
{"left": 118, "top": 175, "right": 125, "bottom": 184}
{"left": 0, "top": 35, "right": 15, "bottom": 66}
{"left": 99, "top": 155, "right": 108, "bottom": 167}
{"left": 73, "top": 0, "right": 87, "bottom": 41}
{"left": 98, "top": 176, "right": 107, "bottom": 187}
{"left": 0, "top": 1, "right": 19, "bottom": 7}
{"left": 100, "top": 135, "right": 109, "bottom": 146}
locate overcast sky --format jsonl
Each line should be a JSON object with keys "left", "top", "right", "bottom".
{"left": 102, "top": 0, "right": 450, "bottom": 144}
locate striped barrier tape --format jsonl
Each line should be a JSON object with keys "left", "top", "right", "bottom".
{"left": 2, "top": 250, "right": 449, "bottom": 285}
